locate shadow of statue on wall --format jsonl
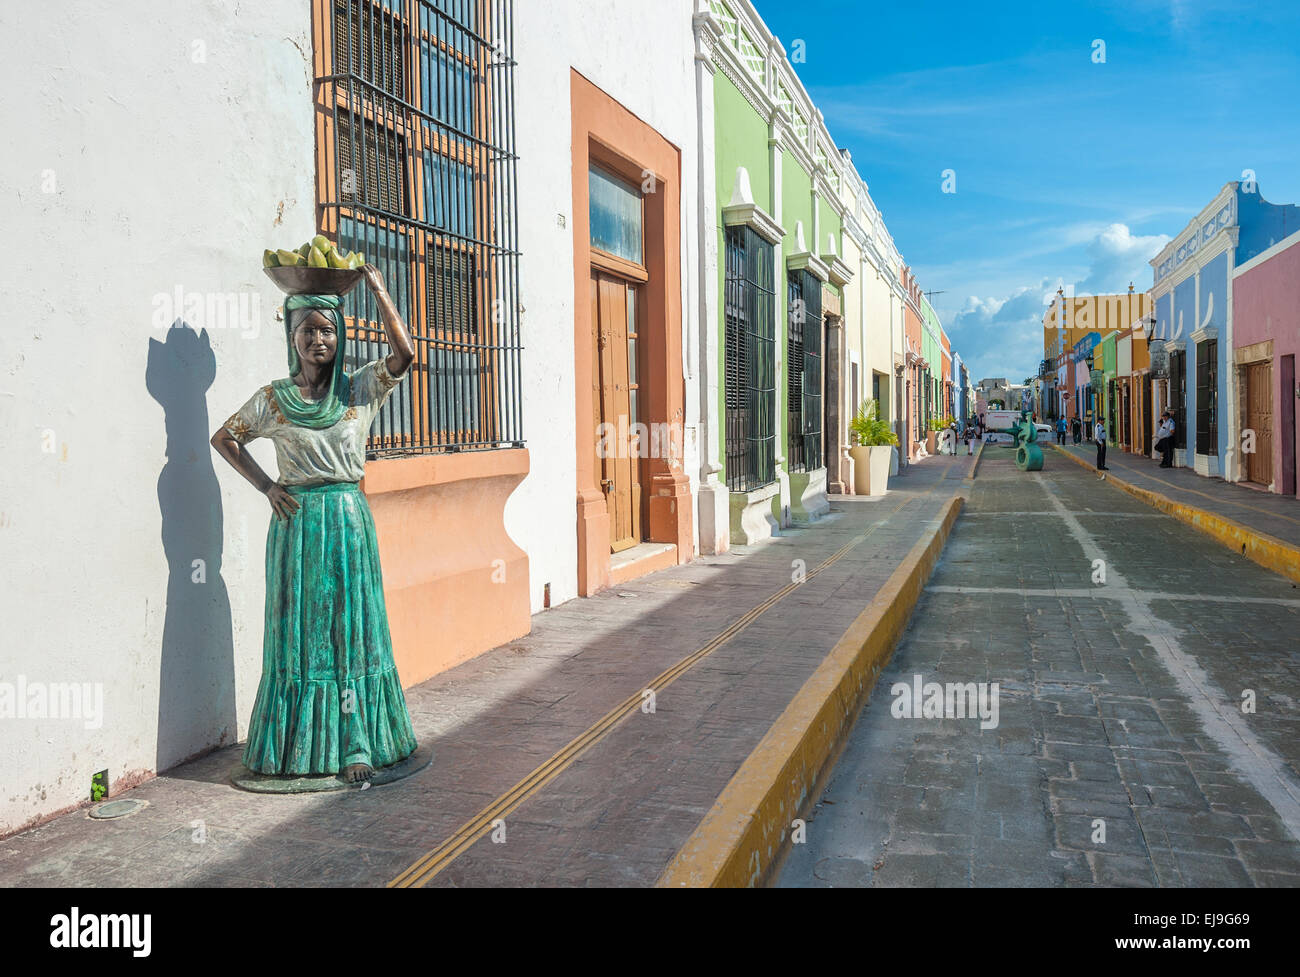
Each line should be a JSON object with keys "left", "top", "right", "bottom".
{"left": 146, "top": 322, "right": 237, "bottom": 773}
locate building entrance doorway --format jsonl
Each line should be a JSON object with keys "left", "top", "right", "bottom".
{"left": 1245, "top": 360, "right": 1273, "bottom": 486}
{"left": 590, "top": 270, "right": 642, "bottom": 552}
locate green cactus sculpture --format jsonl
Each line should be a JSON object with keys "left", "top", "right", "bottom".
{"left": 1011, "top": 409, "right": 1044, "bottom": 471}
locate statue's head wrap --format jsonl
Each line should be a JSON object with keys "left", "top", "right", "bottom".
{"left": 271, "top": 294, "right": 351, "bottom": 429}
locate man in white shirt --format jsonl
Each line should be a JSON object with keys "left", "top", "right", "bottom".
{"left": 1155, "top": 411, "right": 1176, "bottom": 468}
{"left": 1094, "top": 417, "right": 1109, "bottom": 470}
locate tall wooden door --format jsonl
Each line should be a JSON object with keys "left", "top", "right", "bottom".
{"left": 591, "top": 270, "right": 642, "bottom": 551}
{"left": 1283, "top": 355, "right": 1296, "bottom": 496}
{"left": 1246, "top": 361, "right": 1273, "bottom": 486}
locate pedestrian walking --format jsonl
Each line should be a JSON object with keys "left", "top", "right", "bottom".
{"left": 1093, "top": 417, "right": 1109, "bottom": 470}
{"left": 1055, "top": 416, "right": 1067, "bottom": 445}
{"left": 1071, "top": 416, "right": 1081, "bottom": 444}
{"left": 1155, "top": 410, "right": 1176, "bottom": 468}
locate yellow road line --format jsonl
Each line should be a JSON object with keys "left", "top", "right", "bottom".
{"left": 388, "top": 463, "right": 961, "bottom": 888}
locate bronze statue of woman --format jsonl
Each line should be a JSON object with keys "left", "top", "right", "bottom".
{"left": 211, "top": 265, "right": 418, "bottom": 784}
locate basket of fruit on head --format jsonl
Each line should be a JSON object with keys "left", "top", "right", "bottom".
{"left": 263, "top": 235, "right": 368, "bottom": 295}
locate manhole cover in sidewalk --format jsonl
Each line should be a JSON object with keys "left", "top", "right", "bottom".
{"left": 229, "top": 742, "right": 434, "bottom": 794}
{"left": 89, "top": 799, "right": 148, "bottom": 820}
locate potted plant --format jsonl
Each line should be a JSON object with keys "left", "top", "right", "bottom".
{"left": 926, "top": 416, "right": 943, "bottom": 454}
{"left": 849, "top": 400, "right": 899, "bottom": 496}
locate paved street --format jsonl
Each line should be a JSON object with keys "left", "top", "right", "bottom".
{"left": 777, "top": 447, "right": 1300, "bottom": 887}
{"left": 1056, "top": 443, "right": 1300, "bottom": 549}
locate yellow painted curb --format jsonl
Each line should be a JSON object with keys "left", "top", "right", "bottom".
{"left": 967, "top": 440, "right": 985, "bottom": 480}
{"left": 1050, "top": 444, "right": 1300, "bottom": 585}
{"left": 656, "top": 495, "right": 965, "bottom": 888}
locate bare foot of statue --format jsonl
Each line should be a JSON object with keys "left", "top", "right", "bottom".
{"left": 341, "top": 763, "right": 374, "bottom": 784}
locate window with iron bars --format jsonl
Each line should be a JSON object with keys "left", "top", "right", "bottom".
{"left": 314, "top": 0, "right": 523, "bottom": 456}
{"left": 1169, "top": 349, "right": 1187, "bottom": 449}
{"left": 724, "top": 226, "right": 776, "bottom": 492}
{"left": 787, "top": 269, "right": 823, "bottom": 473}
{"left": 1196, "top": 339, "right": 1217, "bottom": 455}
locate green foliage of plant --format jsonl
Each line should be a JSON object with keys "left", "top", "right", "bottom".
{"left": 850, "top": 399, "right": 898, "bottom": 447}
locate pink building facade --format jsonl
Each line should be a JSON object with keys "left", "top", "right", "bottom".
{"left": 1231, "top": 230, "right": 1300, "bottom": 497}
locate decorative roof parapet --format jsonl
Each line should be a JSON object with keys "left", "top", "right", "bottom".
{"left": 700, "top": 0, "right": 911, "bottom": 283}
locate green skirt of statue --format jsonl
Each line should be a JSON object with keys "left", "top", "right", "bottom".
{"left": 241, "top": 481, "right": 418, "bottom": 774}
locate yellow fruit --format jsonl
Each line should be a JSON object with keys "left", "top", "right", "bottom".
{"left": 262, "top": 249, "right": 278, "bottom": 268}
{"left": 311, "top": 234, "right": 331, "bottom": 253}
{"left": 326, "top": 249, "right": 350, "bottom": 269}
{"left": 299, "top": 242, "right": 312, "bottom": 258}
{"left": 348, "top": 251, "right": 366, "bottom": 269}
{"left": 276, "top": 248, "right": 305, "bottom": 267}
{"left": 307, "top": 246, "right": 328, "bottom": 268}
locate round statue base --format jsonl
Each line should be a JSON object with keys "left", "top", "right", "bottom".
{"left": 229, "top": 742, "right": 433, "bottom": 794}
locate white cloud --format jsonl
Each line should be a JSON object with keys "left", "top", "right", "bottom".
{"left": 943, "top": 224, "right": 1172, "bottom": 383}
{"left": 1077, "top": 223, "right": 1171, "bottom": 293}
{"left": 948, "top": 281, "right": 1053, "bottom": 384}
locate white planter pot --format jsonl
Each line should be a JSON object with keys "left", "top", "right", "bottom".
{"left": 849, "top": 445, "right": 892, "bottom": 496}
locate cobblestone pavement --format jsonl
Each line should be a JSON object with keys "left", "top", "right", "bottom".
{"left": 1057, "top": 442, "right": 1300, "bottom": 548}
{"left": 1, "top": 456, "right": 969, "bottom": 887}
{"left": 777, "top": 449, "right": 1300, "bottom": 888}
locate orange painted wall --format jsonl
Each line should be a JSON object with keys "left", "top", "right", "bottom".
{"left": 362, "top": 449, "right": 531, "bottom": 688}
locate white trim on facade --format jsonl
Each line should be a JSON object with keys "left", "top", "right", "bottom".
{"left": 1232, "top": 226, "right": 1300, "bottom": 278}
{"left": 721, "top": 165, "right": 786, "bottom": 244}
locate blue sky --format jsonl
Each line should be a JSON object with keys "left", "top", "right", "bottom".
{"left": 751, "top": 0, "right": 1300, "bottom": 383}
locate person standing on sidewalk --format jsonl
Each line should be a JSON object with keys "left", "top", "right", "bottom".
{"left": 1155, "top": 411, "right": 1176, "bottom": 467}
{"left": 1056, "top": 416, "right": 1067, "bottom": 445}
{"left": 1071, "top": 415, "right": 1081, "bottom": 444}
{"left": 1093, "top": 416, "right": 1109, "bottom": 470}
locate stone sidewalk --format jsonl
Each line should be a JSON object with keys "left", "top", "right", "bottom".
{"left": 1056, "top": 442, "right": 1300, "bottom": 549}
{"left": 777, "top": 450, "right": 1300, "bottom": 888}
{"left": 0, "top": 454, "right": 971, "bottom": 888}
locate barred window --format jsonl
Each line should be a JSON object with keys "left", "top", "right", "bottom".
{"left": 724, "top": 226, "right": 776, "bottom": 492}
{"left": 1169, "top": 349, "right": 1187, "bottom": 449}
{"left": 787, "top": 269, "right": 823, "bottom": 473}
{"left": 1196, "top": 340, "right": 1217, "bottom": 455}
{"left": 316, "top": 0, "right": 522, "bottom": 455}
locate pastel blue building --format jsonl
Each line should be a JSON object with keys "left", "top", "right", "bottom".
{"left": 1149, "top": 181, "right": 1300, "bottom": 478}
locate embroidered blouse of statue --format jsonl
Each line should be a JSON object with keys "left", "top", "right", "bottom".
{"left": 222, "top": 358, "right": 403, "bottom": 485}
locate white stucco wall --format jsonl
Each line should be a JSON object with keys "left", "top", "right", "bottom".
{"left": 861, "top": 260, "right": 897, "bottom": 417}
{"left": 2, "top": 0, "right": 702, "bottom": 834}
{"left": 506, "top": 0, "right": 701, "bottom": 610}
{"left": 1, "top": 0, "right": 318, "bottom": 833}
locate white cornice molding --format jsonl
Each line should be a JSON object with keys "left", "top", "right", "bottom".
{"left": 1150, "top": 229, "right": 1237, "bottom": 297}
{"left": 1151, "top": 182, "right": 1239, "bottom": 287}
{"left": 842, "top": 209, "right": 867, "bottom": 249}
{"left": 786, "top": 221, "right": 830, "bottom": 281}
{"left": 722, "top": 165, "right": 785, "bottom": 244}
{"left": 1190, "top": 325, "right": 1218, "bottom": 344}
{"left": 691, "top": 10, "right": 724, "bottom": 73}
{"left": 820, "top": 233, "right": 853, "bottom": 286}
